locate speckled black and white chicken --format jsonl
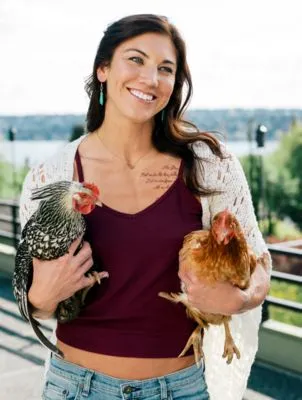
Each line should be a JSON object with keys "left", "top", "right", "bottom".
{"left": 12, "top": 181, "right": 108, "bottom": 358}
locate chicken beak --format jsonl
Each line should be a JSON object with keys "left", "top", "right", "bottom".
{"left": 216, "top": 229, "right": 229, "bottom": 245}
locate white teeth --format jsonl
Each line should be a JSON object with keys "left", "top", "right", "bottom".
{"left": 130, "top": 89, "right": 154, "bottom": 102}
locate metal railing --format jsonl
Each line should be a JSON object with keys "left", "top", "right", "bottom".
{"left": 262, "top": 270, "right": 302, "bottom": 321}
{"left": 1, "top": 199, "right": 301, "bottom": 320}
{"left": 261, "top": 246, "right": 302, "bottom": 321}
{"left": 0, "top": 199, "right": 20, "bottom": 248}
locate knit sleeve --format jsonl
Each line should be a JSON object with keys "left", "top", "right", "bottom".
{"left": 19, "top": 138, "right": 82, "bottom": 230}
{"left": 193, "top": 142, "right": 272, "bottom": 400}
{"left": 206, "top": 149, "right": 270, "bottom": 257}
{"left": 19, "top": 164, "right": 46, "bottom": 230}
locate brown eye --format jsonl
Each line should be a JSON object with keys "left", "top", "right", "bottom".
{"left": 159, "top": 66, "right": 173, "bottom": 74}
{"left": 129, "top": 56, "right": 143, "bottom": 64}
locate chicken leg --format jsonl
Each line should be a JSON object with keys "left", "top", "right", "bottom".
{"left": 158, "top": 291, "right": 206, "bottom": 368}
{"left": 178, "top": 325, "right": 204, "bottom": 368}
{"left": 222, "top": 318, "right": 240, "bottom": 363}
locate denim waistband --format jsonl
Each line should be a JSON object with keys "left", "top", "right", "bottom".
{"left": 49, "top": 354, "right": 205, "bottom": 398}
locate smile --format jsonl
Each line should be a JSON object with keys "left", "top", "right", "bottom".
{"left": 128, "top": 88, "right": 156, "bottom": 103}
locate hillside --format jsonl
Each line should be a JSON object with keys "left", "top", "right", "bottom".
{"left": 0, "top": 109, "right": 301, "bottom": 141}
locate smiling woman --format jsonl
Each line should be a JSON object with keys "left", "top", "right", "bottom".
{"left": 96, "top": 32, "right": 177, "bottom": 125}
{"left": 17, "top": 13, "right": 271, "bottom": 400}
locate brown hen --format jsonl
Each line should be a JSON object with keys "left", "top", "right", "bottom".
{"left": 159, "top": 209, "right": 267, "bottom": 366}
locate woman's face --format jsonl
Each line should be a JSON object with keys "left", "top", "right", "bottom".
{"left": 97, "top": 32, "right": 177, "bottom": 124}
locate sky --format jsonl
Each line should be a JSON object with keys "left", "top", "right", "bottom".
{"left": 0, "top": 0, "right": 301, "bottom": 115}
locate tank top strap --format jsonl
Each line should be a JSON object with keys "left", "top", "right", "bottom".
{"left": 75, "top": 149, "right": 84, "bottom": 182}
{"left": 177, "top": 158, "right": 184, "bottom": 179}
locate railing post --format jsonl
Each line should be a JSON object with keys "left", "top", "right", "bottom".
{"left": 11, "top": 203, "right": 19, "bottom": 250}
{"left": 261, "top": 300, "right": 270, "bottom": 323}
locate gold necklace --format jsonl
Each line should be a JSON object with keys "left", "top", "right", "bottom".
{"left": 96, "top": 131, "right": 155, "bottom": 169}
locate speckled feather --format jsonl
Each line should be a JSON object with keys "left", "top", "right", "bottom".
{"left": 12, "top": 181, "right": 91, "bottom": 357}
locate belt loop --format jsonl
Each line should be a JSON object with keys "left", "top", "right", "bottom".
{"left": 158, "top": 377, "right": 168, "bottom": 400}
{"left": 81, "top": 370, "right": 94, "bottom": 397}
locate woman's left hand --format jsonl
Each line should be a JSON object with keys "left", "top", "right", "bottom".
{"left": 178, "top": 255, "right": 270, "bottom": 315}
{"left": 178, "top": 267, "right": 247, "bottom": 315}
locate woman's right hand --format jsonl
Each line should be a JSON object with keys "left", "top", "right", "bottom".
{"left": 28, "top": 236, "right": 96, "bottom": 317}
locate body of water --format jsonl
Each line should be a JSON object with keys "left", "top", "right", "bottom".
{"left": 0, "top": 139, "right": 280, "bottom": 167}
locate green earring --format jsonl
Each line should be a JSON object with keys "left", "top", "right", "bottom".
{"left": 161, "top": 109, "right": 165, "bottom": 122}
{"left": 99, "top": 83, "right": 104, "bottom": 106}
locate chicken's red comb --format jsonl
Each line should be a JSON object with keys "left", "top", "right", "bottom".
{"left": 214, "top": 209, "right": 232, "bottom": 224}
{"left": 217, "top": 209, "right": 231, "bottom": 217}
{"left": 82, "top": 182, "right": 100, "bottom": 197}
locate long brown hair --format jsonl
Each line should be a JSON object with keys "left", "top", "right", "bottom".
{"left": 85, "top": 14, "right": 225, "bottom": 196}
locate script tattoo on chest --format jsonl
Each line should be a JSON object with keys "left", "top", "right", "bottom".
{"left": 141, "top": 164, "right": 179, "bottom": 190}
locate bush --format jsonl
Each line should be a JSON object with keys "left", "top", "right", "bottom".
{"left": 268, "top": 280, "right": 302, "bottom": 327}
{"left": 0, "top": 158, "right": 29, "bottom": 199}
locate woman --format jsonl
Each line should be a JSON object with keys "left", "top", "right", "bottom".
{"left": 19, "top": 14, "right": 271, "bottom": 400}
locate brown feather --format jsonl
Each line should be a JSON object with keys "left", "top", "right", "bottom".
{"left": 160, "top": 210, "right": 259, "bottom": 365}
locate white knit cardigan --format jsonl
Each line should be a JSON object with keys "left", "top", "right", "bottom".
{"left": 19, "top": 135, "right": 271, "bottom": 400}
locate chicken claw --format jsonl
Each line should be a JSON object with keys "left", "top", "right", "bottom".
{"left": 81, "top": 270, "right": 109, "bottom": 304}
{"left": 92, "top": 270, "right": 109, "bottom": 284}
{"left": 179, "top": 326, "right": 204, "bottom": 368}
{"left": 159, "top": 291, "right": 205, "bottom": 368}
{"left": 222, "top": 319, "right": 240, "bottom": 364}
{"left": 222, "top": 338, "right": 241, "bottom": 364}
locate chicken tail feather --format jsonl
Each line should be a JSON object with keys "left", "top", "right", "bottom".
{"left": 28, "top": 312, "right": 64, "bottom": 358}
{"left": 24, "top": 297, "right": 64, "bottom": 358}
{"left": 158, "top": 291, "right": 185, "bottom": 304}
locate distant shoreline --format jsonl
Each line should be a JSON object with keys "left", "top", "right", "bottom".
{"left": 0, "top": 109, "right": 301, "bottom": 142}
{"left": 0, "top": 139, "right": 280, "bottom": 168}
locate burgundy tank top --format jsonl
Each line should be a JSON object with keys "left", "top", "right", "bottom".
{"left": 56, "top": 150, "right": 203, "bottom": 357}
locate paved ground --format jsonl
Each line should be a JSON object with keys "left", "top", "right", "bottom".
{"left": 0, "top": 274, "right": 55, "bottom": 399}
{"left": 0, "top": 273, "right": 281, "bottom": 400}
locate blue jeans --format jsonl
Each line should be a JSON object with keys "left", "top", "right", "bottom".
{"left": 42, "top": 355, "right": 210, "bottom": 399}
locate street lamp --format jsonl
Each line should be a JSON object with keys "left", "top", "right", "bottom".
{"left": 8, "top": 127, "right": 17, "bottom": 143}
{"left": 255, "top": 124, "right": 268, "bottom": 235}
{"left": 8, "top": 127, "right": 18, "bottom": 249}
{"left": 255, "top": 124, "right": 267, "bottom": 148}
{"left": 8, "top": 127, "right": 17, "bottom": 198}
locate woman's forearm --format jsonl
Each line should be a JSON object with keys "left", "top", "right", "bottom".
{"left": 28, "top": 287, "right": 57, "bottom": 320}
{"left": 237, "top": 261, "right": 271, "bottom": 314}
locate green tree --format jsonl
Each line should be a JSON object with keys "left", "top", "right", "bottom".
{"left": 266, "top": 123, "right": 302, "bottom": 230}
{"left": 240, "top": 154, "right": 262, "bottom": 221}
{"left": 240, "top": 122, "right": 302, "bottom": 234}
{"left": 0, "top": 157, "right": 29, "bottom": 199}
